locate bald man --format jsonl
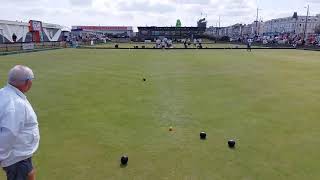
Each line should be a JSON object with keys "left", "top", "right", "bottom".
{"left": 0, "top": 65, "right": 39, "bottom": 180}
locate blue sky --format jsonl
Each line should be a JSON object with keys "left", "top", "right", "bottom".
{"left": 0, "top": 0, "right": 319, "bottom": 28}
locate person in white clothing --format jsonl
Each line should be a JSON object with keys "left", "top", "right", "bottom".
{"left": 156, "top": 39, "right": 161, "bottom": 48}
{"left": 0, "top": 65, "right": 39, "bottom": 180}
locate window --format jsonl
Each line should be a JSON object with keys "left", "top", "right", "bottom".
{"left": 141, "top": 30, "right": 148, "bottom": 35}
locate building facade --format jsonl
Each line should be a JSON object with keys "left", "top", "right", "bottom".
{"left": 206, "top": 22, "right": 263, "bottom": 38}
{"left": 263, "top": 13, "right": 320, "bottom": 35}
{"left": 71, "top": 26, "right": 134, "bottom": 38}
{"left": 0, "top": 20, "right": 67, "bottom": 43}
{"left": 206, "top": 13, "right": 320, "bottom": 40}
{"left": 138, "top": 26, "right": 206, "bottom": 41}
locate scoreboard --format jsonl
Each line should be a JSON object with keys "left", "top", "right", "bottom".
{"left": 29, "top": 20, "right": 42, "bottom": 32}
{"left": 29, "top": 20, "right": 43, "bottom": 42}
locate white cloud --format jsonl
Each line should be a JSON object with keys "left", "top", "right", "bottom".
{"left": 116, "top": 0, "right": 176, "bottom": 13}
{"left": 69, "top": 0, "right": 93, "bottom": 6}
{"left": 174, "top": 0, "right": 211, "bottom": 5}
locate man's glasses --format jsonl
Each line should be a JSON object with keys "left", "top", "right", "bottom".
{"left": 18, "top": 77, "right": 35, "bottom": 81}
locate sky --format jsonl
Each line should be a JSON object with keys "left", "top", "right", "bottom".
{"left": 0, "top": 0, "right": 319, "bottom": 30}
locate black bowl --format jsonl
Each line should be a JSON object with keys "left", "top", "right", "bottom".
{"left": 228, "top": 140, "right": 236, "bottom": 148}
{"left": 200, "top": 132, "right": 207, "bottom": 139}
{"left": 121, "top": 155, "right": 128, "bottom": 165}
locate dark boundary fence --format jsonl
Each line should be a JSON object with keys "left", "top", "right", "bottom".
{"left": 1, "top": 41, "right": 319, "bottom": 56}
{"left": 297, "top": 46, "right": 320, "bottom": 51}
{"left": 0, "top": 41, "right": 67, "bottom": 53}
{"left": 0, "top": 48, "right": 64, "bottom": 56}
{"left": 77, "top": 41, "right": 320, "bottom": 50}
{"left": 77, "top": 46, "right": 296, "bottom": 50}
{"left": 77, "top": 41, "right": 309, "bottom": 50}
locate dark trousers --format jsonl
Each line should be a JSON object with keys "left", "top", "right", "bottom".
{"left": 2, "top": 158, "right": 33, "bottom": 180}
{"left": 247, "top": 44, "right": 252, "bottom": 51}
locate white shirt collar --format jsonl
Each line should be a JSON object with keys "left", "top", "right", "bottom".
{"left": 6, "top": 83, "right": 27, "bottom": 100}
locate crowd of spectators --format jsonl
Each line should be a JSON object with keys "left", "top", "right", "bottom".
{"left": 229, "top": 33, "right": 320, "bottom": 47}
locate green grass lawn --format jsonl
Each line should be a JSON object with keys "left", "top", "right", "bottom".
{"left": 0, "top": 49, "right": 320, "bottom": 180}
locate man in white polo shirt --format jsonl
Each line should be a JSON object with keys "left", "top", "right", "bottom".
{"left": 0, "top": 65, "right": 40, "bottom": 180}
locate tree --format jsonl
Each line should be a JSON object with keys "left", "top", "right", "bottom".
{"left": 176, "top": 19, "right": 182, "bottom": 27}
{"left": 315, "top": 24, "right": 320, "bottom": 34}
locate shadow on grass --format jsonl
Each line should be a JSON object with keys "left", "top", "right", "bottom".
{"left": 120, "top": 164, "right": 128, "bottom": 168}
